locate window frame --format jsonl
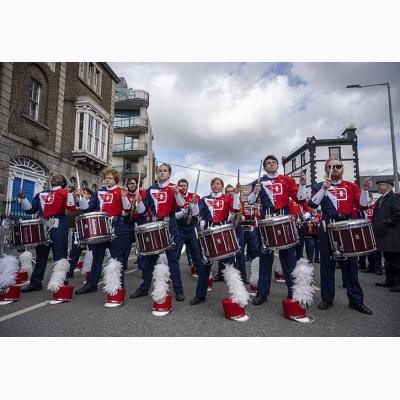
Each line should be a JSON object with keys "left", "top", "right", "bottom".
{"left": 78, "top": 62, "right": 102, "bottom": 96}
{"left": 291, "top": 158, "right": 297, "bottom": 171}
{"left": 329, "top": 146, "right": 342, "bottom": 160}
{"left": 28, "top": 78, "right": 41, "bottom": 120}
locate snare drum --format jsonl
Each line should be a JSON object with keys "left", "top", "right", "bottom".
{"left": 303, "top": 220, "right": 320, "bottom": 238}
{"left": 11, "top": 219, "right": 47, "bottom": 247}
{"left": 135, "top": 221, "right": 173, "bottom": 256}
{"left": 327, "top": 219, "right": 376, "bottom": 259}
{"left": 198, "top": 224, "right": 240, "bottom": 261}
{"left": 75, "top": 212, "right": 113, "bottom": 245}
{"left": 258, "top": 215, "right": 299, "bottom": 250}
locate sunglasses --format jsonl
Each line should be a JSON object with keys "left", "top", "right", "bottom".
{"left": 328, "top": 165, "right": 343, "bottom": 170}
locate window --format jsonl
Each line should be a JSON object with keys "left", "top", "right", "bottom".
{"left": 28, "top": 78, "right": 41, "bottom": 120}
{"left": 75, "top": 110, "right": 109, "bottom": 162}
{"left": 300, "top": 152, "right": 306, "bottom": 166}
{"left": 78, "top": 62, "right": 102, "bottom": 95}
{"left": 329, "top": 146, "right": 341, "bottom": 160}
{"left": 292, "top": 158, "right": 297, "bottom": 171}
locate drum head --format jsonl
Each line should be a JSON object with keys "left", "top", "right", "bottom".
{"left": 258, "top": 215, "right": 294, "bottom": 227}
{"left": 75, "top": 211, "right": 109, "bottom": 222}
{"left": 135, "top": 221, "right": 169, "bottom": 233}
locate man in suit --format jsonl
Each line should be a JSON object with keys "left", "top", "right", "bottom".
{"left": 373, "top": 179, "right": 400, "bottom": 292}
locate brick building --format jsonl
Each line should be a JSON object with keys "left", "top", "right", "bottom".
{"left": 0, "top": 62, "right": 119, "bottom": 219}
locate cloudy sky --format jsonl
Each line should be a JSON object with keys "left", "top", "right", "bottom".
{"left": 110, "top": 63, "right": 400, "bottom": 195}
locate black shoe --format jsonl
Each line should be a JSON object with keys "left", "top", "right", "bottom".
{"left": 389, "top": 284, "right": 400, "bottom": 292}
{"left": 213, "top": 275, "right": 224, "bottom": 282}
{"left": 317, "top": 301, "right": 333, "bottom": 310}
{"left": 66, "top": 271, "right": 74, "bottom": 279}
{"left": 75, "top": 285, "right": 98, "bottom": 295}
{"left": 176, "top": 293, "right": 185, "bottom": 301}
{"left": 21, "top": 283, "right": 43, "bottom": 293}
{"left": 252, "top": 294, "right": 267, "bottom": 305}
{"left": 242, "top": 277, "right": 250, "bottom": 284}
{"left": 358, "top": 265, "right": 367, "bottom": 271}
{"left": 190, "top": 296, "right": 206, "bottom": 305}
{"left": 129, "top": 288, "right": 148, "bottom": 299}
{"left": 342, "top": 283, "right": 347, "bottom": 288}
{"left": 375, "top": 281, "right": 395, "bottom": 288}
{"left": 349, "top": 303, "right": 372, "bottom": 315}
{"left": 375, "top": 268, "right": 383, "bottom": 276}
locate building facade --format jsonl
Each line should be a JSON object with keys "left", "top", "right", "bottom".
{"left": 111, "top": 77, "right": 155, "bottom": 187}
{"left": 0, "top": 62, "right": 119, "bottom": 219}
{"left": 282, "top": 127, "right": 360, "bottom": 197}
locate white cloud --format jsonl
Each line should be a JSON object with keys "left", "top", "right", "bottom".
{"left": 110, "top": 62, "right": 400, "bottom": 194}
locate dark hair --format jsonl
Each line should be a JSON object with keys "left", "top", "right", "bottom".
{"left": 127, "top": 176, "right": 138, "bottom": 185}
{"left": 225, "top": 184, "right": 234, "bottom": 190}
{"left": 158, "top": 163, "right": 172, "bottom": 174}
{"left": 178, "top": 178, "right": 189, "bottom": 186}
{"left": 263, "top": 155, "right": 279, "bottom": 168}
{"left": 82, "top": 187, "right": 93, "bottom": 196}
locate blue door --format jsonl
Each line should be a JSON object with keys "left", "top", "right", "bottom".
{"left": 10, "top": 177, "right": 35, "bottom": 220}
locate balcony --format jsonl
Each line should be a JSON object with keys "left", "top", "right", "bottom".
{"left": 112, "top": 141, "right": 148, "bottom": 156}
{"left": 114, "top": 164, "right": 147, "bottom": 177}
{"left": 114, "top": 116, "right": 148, "bottom": 133}
{"left": 115, "top": 89, "right": 149, "bottom": 108}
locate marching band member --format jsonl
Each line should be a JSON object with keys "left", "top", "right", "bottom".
{"left": 66, "top": 187, "right": 93, "bottom": 278}
{"left": 197, "top": 178, "right": 241, "bottom": 297}
{"left": 305, "top": 159, "right": 373, "bottom": 314}
{"left": 248, "top": 155, "right": 307, "bottom": 305}
{"left": 74, "top": 168, "right": 132, "bottom": 300}
{"left": 214, "top": 184, "right": 248, "bottom": 283}
{"left": 241, "top": 201, "right": 260, "bottom": 262}
{"left": 358, "top": 193, "right": 382, "bottom": 275}
{"left": 19, "top": 174, "right": 77, "bottom": 293}
{"left": 304, "top": 208, "right": 321, "bottom": 263}
{"left": 173, "top": 178, "right": 206, "bottom": 305}
{"left": 289, "top": 198, "right": 311, "bottom": 261}
{"left": 129, "top": 163, "right": 187, "bottom": 301}
{"left": 121, "top": 176, "right": 148, "bottom": 271}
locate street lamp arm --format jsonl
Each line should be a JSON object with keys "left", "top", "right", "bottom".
{"left": 346, "top": 82, "right": 389, "bottom": 89}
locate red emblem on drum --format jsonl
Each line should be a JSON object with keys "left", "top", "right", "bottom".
{"left": 329, "top": 187, "right": 347, "bottom": 201}
{"left": 366, "top": 209, "right": 373, "bottom": 216}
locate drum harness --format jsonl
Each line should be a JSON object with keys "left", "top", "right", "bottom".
{"left": 323, "top": 213, "right": 351, "bottom": 261}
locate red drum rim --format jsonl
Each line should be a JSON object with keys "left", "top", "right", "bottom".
{"left": 204, "top": 248, "right": 240, "bottom": 262}
{"left": 138, "top": 244, "right": 173, "bottom": 256}
{"left": 78, "top": 235, "right": 112, "bottom": 245}
{"left": 135, "top": 221, "right": 169, "bottom": 233}
{"left": 75, "top": 211, "right": 109, "bottom": 222}
{"left": 258, "top": 215, "right": 295, "bottom": 226}
{"left": 327, "top": 219, "right": 372, "bottom": 230}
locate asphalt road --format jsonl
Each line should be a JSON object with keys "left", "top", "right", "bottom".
{"left": 1, "top": 255, "right": 399, "bottom": 337}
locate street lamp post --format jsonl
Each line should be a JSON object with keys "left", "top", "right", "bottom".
{"left": 346, "top": 82, "right": 399, "bottom": 193}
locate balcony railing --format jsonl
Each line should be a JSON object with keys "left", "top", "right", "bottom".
{"left": 112, "top": 142, "right": 148, "bottom": 154}
{"left": 114, "top": 164, "right": 147, "bottom": 176}
{"left": 114, "top": 116, "right": 148, "bottom": 130}
{"left": 115, "top": 89, "right": 149, "bottom": 103}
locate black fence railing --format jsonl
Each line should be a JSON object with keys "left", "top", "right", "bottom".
{"left": 0, "top": 199, "right": 34, "bottom": 222}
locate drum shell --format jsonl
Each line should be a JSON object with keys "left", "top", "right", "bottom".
{"left": 327, "top": 219, "right": 376, "bottom": 257}
{"left": 258, "top": 215, "right": 299, "bottom": 250}
{"left": 135, "top": 221, "right": 172, "bottom": 256}
{"left": 11, "top": 219, "right": 46, "bottom": 247}
{"left": 75, "top": 212, "right": 112, "bottom": 245}
{"left": 198, "top": 225, "right": 240, "bottom": 261}
{"left": 303, "top": 221, "right": 319, "bottom": 238}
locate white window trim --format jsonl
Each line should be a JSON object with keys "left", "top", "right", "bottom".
{"left": 79, "top": 62, "right": 103, "bottom": 96}
{"left": 28, "top": 78, "right": 41, "bottom": 120}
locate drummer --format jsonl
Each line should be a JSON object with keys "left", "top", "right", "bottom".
{"left": 241, "top": 201, "right": 260, "bottom": 262}
{"left": 197, "top": 177, "right": 241, "bottom": 299}
{"left": 289, "top": 198, "right": 311, "bottom": 261}
{"left": 214, "top": 184, "right": 248, "bottom": 283}
{"left": 304, "top": 208, "right": 321, "bottom": 264}
{"left": 304, "top": 158, "right": 373, "bottom": 314}
{"left": 66, "top": 187, "right": 93, "bottom": 278}
{"left": 74, "top": 168, "right": 133, "bottom": 304}
{"left": 120, "top": 176, "right": 148, "bottom": 272}
{"left": 129, "top": 163, "right": 187, "bottom": 302}
{"left": 173, "top": 178, "right": 207, "bottom": 305}
{"left": 247, "top": 155, "right": 307, "bottom": 305}
{"left": 19, "top": 174, "right": 77, "bottom": 293}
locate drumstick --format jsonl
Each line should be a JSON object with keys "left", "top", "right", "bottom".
{"left": 75, "top": 169, "right": 82, "bottom": 201}
{"left": 237, "top": 169, "right": 240, "bottom": 184}
{"left": 194, "top": 170, "right": 200, "bottom": 194}
{"left": 258, "top": 160, "right": 263, "bottom": 183}
{"left": 328, "top": 158, "right": 334, "bottom": 180}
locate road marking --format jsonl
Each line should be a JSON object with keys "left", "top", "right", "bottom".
{"left": 0, "top": 268, "right": 139, "bottom": 324}
{"left": 0, "top": 301, "right": 49, "bottom": 323}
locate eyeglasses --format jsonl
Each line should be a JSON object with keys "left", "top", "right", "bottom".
{"left": 328, "top": 165, "right": 343, "bottom": 170}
